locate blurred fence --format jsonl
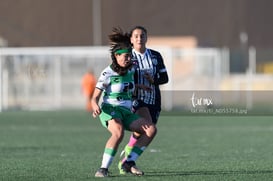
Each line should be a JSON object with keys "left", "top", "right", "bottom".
{"left": 1, "top": 46, "right": 273, "bottom": 113}
{"left": 0, "top": 47, "right": 109, "bottom": 111}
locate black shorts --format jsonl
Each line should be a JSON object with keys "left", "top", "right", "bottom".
{"left": 132, "top": 100, "right": 161, "bottom": 124}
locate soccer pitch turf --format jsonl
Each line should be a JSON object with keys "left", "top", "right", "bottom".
{"left": 1, "top": 110, "right": 273, "bottom": 180}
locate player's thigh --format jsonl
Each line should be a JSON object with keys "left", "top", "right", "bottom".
{"left": 129, "top": 117, "right": 155, "bottom": 134}
{"left": 135, "top": 106, "right": 153, "bottom": 123}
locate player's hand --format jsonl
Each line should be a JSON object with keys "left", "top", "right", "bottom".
{"left": 141, "top": 85, "right": 152, "bottom": 91}
{"left": 92, "top": 105, "right": 101, "bottom": 118}
{"left": 144, "top": 72, "right": 154, "bottom": 84}
{"left": 136, "top": 84, "right": 152, "bottom": 91}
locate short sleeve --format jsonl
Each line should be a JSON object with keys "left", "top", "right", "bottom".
{"left": 96, "top": 68, "right": 111, "bottom": 90}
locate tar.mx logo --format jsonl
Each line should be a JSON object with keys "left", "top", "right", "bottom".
{"left": 191, "top": 92, "right": 213, "bottom": 108}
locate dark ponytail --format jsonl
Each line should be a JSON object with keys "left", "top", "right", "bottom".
{"left": 108, "top": 27, "right": 132, "bottom": 75}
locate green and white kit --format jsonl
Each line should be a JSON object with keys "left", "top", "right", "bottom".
{"left": 96, "top": 65, "right": 139, "bottom": 129}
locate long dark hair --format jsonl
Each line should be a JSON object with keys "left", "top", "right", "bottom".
{"left": 108, "top": 27, "right": 132, "bottom": 75}
{"left": 128, "top": 25, "right": 147, "bottom": 38}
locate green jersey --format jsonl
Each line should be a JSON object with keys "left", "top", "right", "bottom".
{"left": 96, "top": 65, "right": 135, "bottom": 109}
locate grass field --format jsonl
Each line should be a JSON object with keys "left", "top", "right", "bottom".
{"left": 1, "top": 110, "right": 273, "bottom": 180}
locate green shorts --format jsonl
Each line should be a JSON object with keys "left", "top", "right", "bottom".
{"left": 99, "top": 103, "right": 140, "bottom": 130}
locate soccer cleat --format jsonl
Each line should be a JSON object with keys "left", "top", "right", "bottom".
{"left": 119, "top": 149, "right": 126, "bottom": 158}
{"left": 118, "top": 146, "right": 135, "bottom": 175}
{"left": 118, "top": 148, "right": 130, "bottom": 175}
{"left": 118, "top": 160, "right": 126, "bottom": 175}
{"left": 120, "top": 145, "right": 133, "bottom": 158}
{"left": 94, "top": 168, "right": 109, "bottom": 177}
{"left": 121, "top": 161, "right": 144, "bottom": 176}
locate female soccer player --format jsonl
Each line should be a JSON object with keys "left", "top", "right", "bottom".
{"left": 119, "top": 26, "right": 169, "bottom": 173}
{"left": 91, "top": 27, "right": 157, "bottom": 177}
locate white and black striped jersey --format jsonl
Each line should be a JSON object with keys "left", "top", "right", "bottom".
{"left": 132, "top": 48, "right": 168, "bottom": 107}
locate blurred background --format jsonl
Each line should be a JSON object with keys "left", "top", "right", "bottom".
{"left": 0, "top": 0, "right": 273, "bottom": 113}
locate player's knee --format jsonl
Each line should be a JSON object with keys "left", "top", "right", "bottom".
{"left": 112, "top": 131, "right": 124, "bottom": 143}
{"left": 111, "top": 126, "right": 124, "bottom": 142}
